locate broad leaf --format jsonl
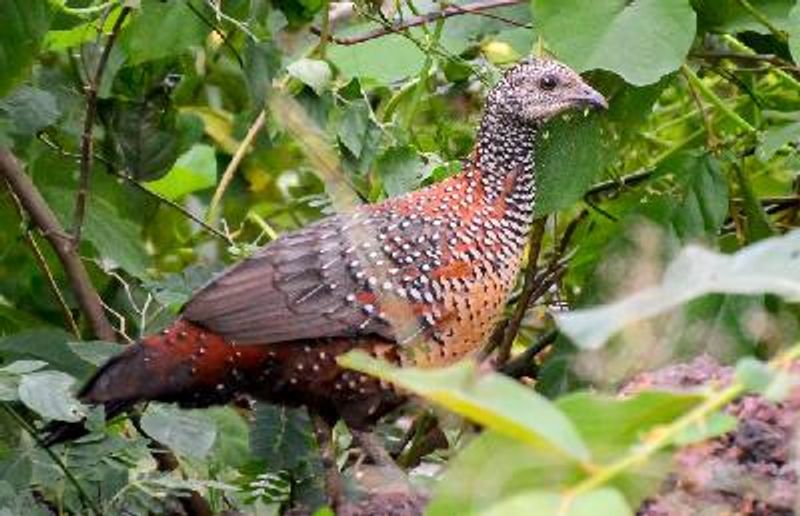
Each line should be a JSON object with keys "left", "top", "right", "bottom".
{"left": 117, "top": 0, "right": 208, "bottom": 65}
{"left": 533, "top": 0, "right": 695, "bottom": 85}
{"left": 0, "top": 330, "right": 94, "bottom": 379}
{"left": 287, "top": 58, "right": 332, "bottom": 95}
{"left": 340, "top": 352, "right": 591, "bottom": 462}
{"left": 18, "top": 371, "right": 87, "bottom": 422}
{"left": 0, "top": 86, "right": 60, "bottom": 135}
{"left": 376, "top": 145, "right": 425, "bottom": 197}
{"left": 556, "top": 230, "right": 800, "bottom": 349}
{"left": 0, "top": 0, "right": 51, "bottom": 96}
{"left": 482, "top": 488, "right": 632, "bottom": 516}
{"left": 145, "top": 144, "right": 218, "bottom": 200}
{"left": 140, "top": 404, "right": 217, "bottom": 459}
{"left": 427, "top": 432, "right": 583, "bottom": 515}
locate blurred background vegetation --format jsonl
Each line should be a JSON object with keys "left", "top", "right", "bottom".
{"left": 0, "top": 0, "right": 799, "bottom": 514}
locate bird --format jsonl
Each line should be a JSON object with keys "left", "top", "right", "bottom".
{"left": 44, "top": 58, "right": 606, "bottom": 457}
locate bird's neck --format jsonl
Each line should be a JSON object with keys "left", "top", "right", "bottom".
{"left": 472, "top": 106, "right": 538, "bottom": 219}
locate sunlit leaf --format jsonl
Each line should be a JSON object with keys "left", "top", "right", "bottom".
{"left": 145, "top": 144, "right": 217, "bottom": 200}
{"left": 556, "top": 230, "right": 800, "bottom": 349}
{"left": 482, "top": 488, "right": 632, "bottom": 516}
{"left": 340, "top": 352, "right": 591, "bottom": 462}
{"left": 287, "top": 58, "right": 332, "bottom": 95}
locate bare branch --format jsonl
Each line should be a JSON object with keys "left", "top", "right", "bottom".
{"left": 73, "top": 6, "right": 131, "bottom": 247}
{"left": 311, "top": 0, "right": 524, "bottom": 45}
{"left": 0, "top": 148, "right": 116, "bottom": 341}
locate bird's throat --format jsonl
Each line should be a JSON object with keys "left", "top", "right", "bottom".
{"left": 473, "top": 107, "right": 538, "bottom": 225}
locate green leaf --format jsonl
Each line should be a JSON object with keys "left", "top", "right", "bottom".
{"left": 328, "top": 34, "right": 425, "bottom": 83}
{"left": 18, "top": 371, "right": 87, "bottom": 422}
{"left": 0, "top": 330, "right": 94, "bottom": 379}
{"left": 337, "top": 101, "right": 371, "bottom": 158}
{"left": 672, "top": 412, "right": 737, "bottom": 445}
{"left": 103, "top": 97, "right": 180, "bottom": 181}
{"left": 250, "top": 403, "right": 317, "bottom": 472}
{"left": 287, "top": 58, "right": 332, "bottom": 95}
{"left": 482, "top": 488, "right": 633, "bottom": 516}
{"left": 556, "top": 230, "right": 800, "bottom": 349}
{"left": 0, "top": 86, "right": 60, "bottom": 134}
{"left": 482, "top": 488, "right": 632, "bottom": 516}
{"left": 376, "top": 145, "right": 425, "bottom": 197}
{"left": 145, "top": 144, "right": 217, "bottom": 200}
{"left": 757, "top": 121, "right": 800, "bottom": 161}
{"left": 735, "top": 356, "right": 795, "bottom": 401}
{"left": 557, "top": 390, "right": 704, "bottom": 461}
{"left": 532, "top": 0, "right": 695, "bottom": 85}
{"left": 140, "top": 404, "right": 217, "bottom": 459}
{"left": 43, "top": 186, "right": 150, "bottom": 279}
{"left": 791, "top": 3, "right": 800, "bottom": 64}
{"left": 533, "top": 114, "right": 606, "bottom": 216}
{"left": 0, "top": 0, "right": 51, "bottom": 96}
{"left": 340, "top": 352, "right": 591, "bottom": 462}
{"left": 118, "top": 0, "right": 208, "bottom": 65}
{"left": 427, "top": 432, "right": 583, "bottom": 515}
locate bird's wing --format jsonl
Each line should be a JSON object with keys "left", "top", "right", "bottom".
{"left": 182, "top": 212, "right": 400, "bottom": 345}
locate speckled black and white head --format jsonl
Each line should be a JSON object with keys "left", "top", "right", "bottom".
{"left": 488, "top": 57, "right": 607, "bottom": 124}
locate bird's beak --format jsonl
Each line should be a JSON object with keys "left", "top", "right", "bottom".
{"left": 573, "top": 85, "right": 608, "bottom": 110}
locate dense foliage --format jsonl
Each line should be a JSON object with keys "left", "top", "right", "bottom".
{"left": 0, "top": 0, "right": 799, "bottom": 514}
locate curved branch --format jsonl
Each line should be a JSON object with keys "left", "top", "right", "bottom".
{"left": 0, "top": 149, "right": 116, "bottom": 341}
{"left": 311, "top": 0, "right": 524, "bottom": 45}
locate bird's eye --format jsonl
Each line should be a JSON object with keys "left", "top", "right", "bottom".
{"left": 539, "top": 75, "right": 558, "bottom": 91}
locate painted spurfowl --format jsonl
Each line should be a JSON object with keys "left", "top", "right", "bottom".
{"left": 44, "top": 57, "right": 606, "bottom": 463}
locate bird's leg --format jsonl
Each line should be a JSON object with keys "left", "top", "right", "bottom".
{"left": 310, "top": 412, "right": 345, "bottom": 510}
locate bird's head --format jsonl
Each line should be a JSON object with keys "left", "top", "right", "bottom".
{"left": 487, "top": 57, "right": 608, "bottom": 124}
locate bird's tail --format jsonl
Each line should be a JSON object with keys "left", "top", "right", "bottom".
{"left": 43, "top": 319, "right": 273, "bottom": 446}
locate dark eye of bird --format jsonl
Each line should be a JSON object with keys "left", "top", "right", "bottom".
{"left": 539, "top": 75, "right": 558, "bottom": 91}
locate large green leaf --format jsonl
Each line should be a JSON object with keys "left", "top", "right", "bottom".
{"left": 482, "top": 488, "right": 632, "bottom": 516}
{"left": 533, "top": 114, "right": 606, "bottom": 216}
{"left": 557, "top": 391, "right": 704, "bottom": 460}
{"left": 791, "top": 3, "right": 800, "bottom": 64}
{"left": 140, "top": 404, "right": 217, "bottom": 459}
{"left": 0, "top": 330, "right": 94, "bottom": 379}
{"left": 249, "top": 403, "right": 316, "bottom": 472}
{"left": 340, "top": 352, "right": 591, "bottom": 462}
{"left": 556, "top": 230, "right": 800, "bottom": 349}
{"left": 145, "top": 144, "right": 217, "bottom": 200}
{"left": 18, "top": 371, "right": 87, "bottom": 422}
{"left": 376, "top": 145, "right": 426, "bottom": 197}
{"left": 0, "top": 0, "right": 51, "bottom": 97}
{"left": 427, "top": 432, "right": 583, "bottom": 515}
{"left": 0, "top": 86, "right": 60, "bottom": 135}
{"left": 532, "top": 0, "right": 696, "bottom": 85}
{"left": 329, "top": 34, "right": 425, "bottom": 83}
{"left": 117, "top": 0, "right": 209, "bottom": 65}
{"left": 43, "top": 186, "right": 150, "bottom": 279}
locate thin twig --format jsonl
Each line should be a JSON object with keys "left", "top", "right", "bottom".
{"left": 206, "top": 110, "right": 267, "bottom": 224}
{"left": 37, "top": 133, "right": 233, "bottom": 244}
{"left": 4, "top": 181, "right": 82, "bottom": 337}
{"left": 0, "top": 149, "right": 116, "bottom": 341}
{"left": 681, "top": 66, "right": 719, "bottom": 150}
{"left": 310, "top": 0, "right": 522, "bottom": 45}
{"left": 73, "top": 7, "right": 131, "bottom": 248}
{"left": 500, "top": 328, "right": 558, "bottom": 378}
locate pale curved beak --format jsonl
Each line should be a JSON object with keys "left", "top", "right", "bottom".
{"left": 574, "top": 85, "right": 608, "bottom": 110}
